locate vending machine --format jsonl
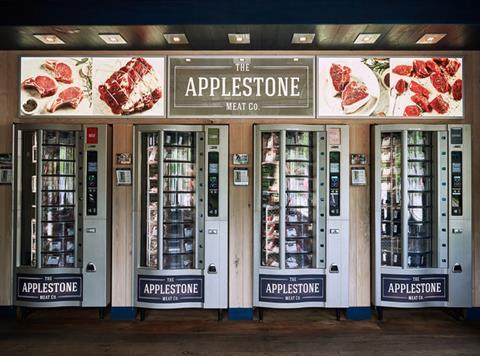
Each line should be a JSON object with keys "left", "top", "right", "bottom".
{"left": 12, "top": 124, "right": 111, "bottom": 316}
{"left": 253, "top": 125, "right": 349, "bottom": 317}
{"left": 133, "top": 125, "right": 228, "bottom": 318}
{"left": 372, "top": 124, "right": 471, "bottom": 318}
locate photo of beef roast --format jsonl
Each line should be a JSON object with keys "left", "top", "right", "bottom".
{"left": 403, "top": 105, "right": 421, "bottom": 117}
{"left": 392, "top": 65, "right": 413, "bottom": 76}
{"left": 329, "top": 63, "right": 351, "bottom": 94}
{"left": 341, "top": 80, "right": 370, "bottom": 114}
{"left": 452, "top": 79, "right": 462, "bottom": 101}
{"left": 411, "top": 94, "right": 431, "bottom": 112}
{"left": 395, "top": 79, "right": 408, "bottom": 95}
{"left": 46, "top": 86, "right": 84, "bottom": 113}
{"left": 44, "top": 60, "right": 74, "bottom": 84}
{"left": 430, "top": 72, "right": 450, "bottom": 93}
{"left": 445, "top": 59, "right": 461, "bottom": 76}
{"left": 22, "top": 75, "right": 58, "bottom": 97}
{"left": 98, "top": 57, "right": 163, "bottom": 115}
{"left": 430, "top": 95, "right": 449, "bottom": 114}
{"left": 413, "top": 60, "right": 429, "bottom": 78}
{"left": 410, "top": 81, "right": 430, "bottom": 98}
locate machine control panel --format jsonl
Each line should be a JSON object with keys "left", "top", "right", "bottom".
{"left": 451, "top": 150, "right": 463, "bottom": 216}
{"left": 208, "top": 151, "right": 219, "bottom": 217}
{"left": 86, "top": 150, "right": 98, "bottom": 216}
{"left": 329, "top": 151, "right": 341, "bottom": 216}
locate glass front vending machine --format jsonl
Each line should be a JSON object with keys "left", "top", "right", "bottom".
{"left": 373, "top": 124, "right": 471, "bottom": 319}
{"left": 13, "top": 124, "right": 111, "bottom": 318}
{"left": 133, "top": 125, "right": 228, "bottom": 320}
{"left": 253, "top": 125, "right": 349, "bottom": 319}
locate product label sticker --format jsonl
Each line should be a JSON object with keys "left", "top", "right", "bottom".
{"left": 16, "top": 273, "right": 83, "bottom": 302}
{"left": 259, "top": 274, "right": 326, "bottom": 303}
{"left": 381, "top": 274, "right": 448, "bottom": 302}
{"left": 138, "top": 275, "right": 204, "bottom": 304}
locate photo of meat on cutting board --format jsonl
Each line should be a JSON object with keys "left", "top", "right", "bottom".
{"left": 317, "top": 57, "right": 389, "bottom": 117}
{"left": 92, "top": 57, "right": 165, "bottom": 116}
{"left": 20, "top": 57, "right": 93, "bottom": 116}
{"left": 389, "top": 57, "right": 463, "bottom": 117}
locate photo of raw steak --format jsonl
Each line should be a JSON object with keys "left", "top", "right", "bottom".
{"left": 46, "top": 86, "right": 84, "bottom": 113}
{"left": 392, "top": 65, "right": 412, "bottom": 76}
{"left": 341, "top": 81, "right": 370, "bottom": 114}
{"left": 98, "top": 57, "right": 162, "bottom": 115}
{"left": 44, "top": 60, "right": 73, "bottom": 84}
{"left": 430, "top": 95, "right": 449, "bottom": 114}
{"left": 433, "top": 58, "right": 449, "bottom": 67}
{"left": 329, "top": 63, "right": 351, "bottom": 94}
{"left": 410, "top": 81, "right": 430, "bottom": 98}
{"left": 22, "top": 75, "right": 58, "bottom": 97}
{"left": 411, "top": 94, "right": 431, "bottom": 112}
{"left": 430, "top": 72, "right": 450, "bottom": 93}
{"left": 445, "top": 59, "right": 461, "bottom": 76}
{"left": 403, "top": 105, "right": 421, "bottom": 117}
{"left": 452, "top": 79, "right": 462, "bottom": 101}
{"left": 395, "top": 79, "right": 408, "bottom": 95}
{"left": 426, "top": 60, "right": 441, "bottom": 74}
{"left": 413, "top": 60, "right": 429, "bottom": 78}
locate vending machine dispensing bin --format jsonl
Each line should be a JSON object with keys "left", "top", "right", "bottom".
{"left": 253, "top": 125, "right": 349, "bottom": 317}
{"left": 372, "top": 124, "right": 471, "bottom": 318}
{"left": 12, "top": 124, "right": 111, "bottom": 316}
{"left": 133, "top": 125, "right": 228, "bottom": 318}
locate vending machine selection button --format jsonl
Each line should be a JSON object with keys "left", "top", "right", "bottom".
{"left": 208, "top": 229, "right": 218, "bottom": 235}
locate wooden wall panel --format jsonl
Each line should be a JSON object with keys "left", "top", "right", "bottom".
{"left": 111, "top": 124, "right": 133, "bottom": 307}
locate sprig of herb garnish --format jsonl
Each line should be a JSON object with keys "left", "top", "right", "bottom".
{"left": 362, "top": 58, "right": 389, "bottom": 74}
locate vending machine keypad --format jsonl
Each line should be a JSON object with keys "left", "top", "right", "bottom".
{"left": 329, "top": 151, "right": 341, "bottom": 216}
{"left": 208, "top": 152, "right": 219, "bottom": 217}
{"left": 86, "top": 151, "right": 98, "bottom": 216}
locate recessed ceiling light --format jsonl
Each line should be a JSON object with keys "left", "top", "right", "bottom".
{"left": 293, "top": 58, "right": 299, "bottom": 62}
{"left": 99, "top": 33, "right": 127, "bottom": 44}
{"left": 354, "top": 33, "right": 381, "bottom": 44}
{"left": 164, "top": 33, "right": 189, "bottom": 44}
{"left": 228, "top": 33, "right": 250, "bottom": 44}
{"left": 33, "top": 34, "right": 65, "bottom": 45}
{"left": 291, "top": 33, "right": 315, "bottom": 44}
{"left": 416, "top": 33, "right": 446, "bottom": 44}
{"left": 185, "top": 58, "right": 191, "bottom": 62}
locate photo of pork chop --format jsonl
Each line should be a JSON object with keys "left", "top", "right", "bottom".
{"left": 44, "top": 60, "right": 74, "bottom": 84}
{"left": 46, "top": 87, "right": 84, "bottom": 113}
{"left": 22, "top": 75, "right": 58, "bottom": 97}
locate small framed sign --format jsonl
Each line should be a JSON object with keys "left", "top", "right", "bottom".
{"left": 351, "top": 167, "right": 367, "bottom": 186}
{"left": 351, "top": 153, "right": 367, "bottom": 165}
{"left": 233, "top": 168, "right": 249, "bottom": 186}
{"left": 116, "top": 168, "right": 132, "bottom": 186}
{"left": 116, "top": 153, "right": 132, "bottom": 165}
{"left": 232, "top": 153, "right": 248, "bottom": 165}
{"left": 0, "top": 154, "right": 13, "bottom": 185}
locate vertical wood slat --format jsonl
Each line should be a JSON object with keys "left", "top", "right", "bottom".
{"left": 111, "top": 124, "right": 133, "bottom": 306}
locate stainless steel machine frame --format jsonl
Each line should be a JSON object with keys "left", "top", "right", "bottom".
{"left": 133, "top": 125, "right": 228, "bottom": 312}
{"left": 372, "top": 124, "right": 472, "bottom": 310}
{"left": 253, "top": 125, "right": 349, "bottom": 310}
{"left": 12, "top": 124, "right": 111, "bottom": 311}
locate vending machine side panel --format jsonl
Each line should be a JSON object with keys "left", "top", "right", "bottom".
{"left": 448, "top": 125, "right": 472, "bottom": 308}
{"left": 82, "top": 125, "right": 111, "bottom": 307}
{"left": 325, "top": 126, "right": 349, "bottom": 308}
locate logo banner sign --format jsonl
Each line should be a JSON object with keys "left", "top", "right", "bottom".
{"left": 16, "top": 273, "right": 83, "bottom": 302}
{"left": 138, "top": 275, "right": 204, "bottom": 304}
{"left": 259, "top": 274, "right": 326, "bottom": 303}
{"left": 381, "top": 274, "right": 448, "bottom": 303}
{"left": 169, "top": 56, "right": 315, "bottom": 117}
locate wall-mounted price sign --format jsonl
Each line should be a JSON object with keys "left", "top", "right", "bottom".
{"left": 169, "top": 56, "right": 315, "bottom": 118}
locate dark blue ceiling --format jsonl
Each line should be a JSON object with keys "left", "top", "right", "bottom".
{"left": 0, "top": 0, "right": 479, "bottom": 26}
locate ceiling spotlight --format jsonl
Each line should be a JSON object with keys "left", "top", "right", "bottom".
{"left": 98, "top": 33, "right": 127, "bottom": 44}
{"left": 185, "top": 58, "right": 191, "bottom": 62}
{"left": 33, "top": 34, "right": 65, "bottom": 45}
{"left": 164, "top": 33, "right": 189, "bottom": 44}
{"left": 416, "top": 33, "right": 446, "bottom": 44}
{"left": 291, "top": 33, "right": 315, "bottom": 44}
{"left": 354, "top": 33, "right": 381, "bottom": 44}
{"left": 228, "top": 33, "right": 250, "bottom": 44}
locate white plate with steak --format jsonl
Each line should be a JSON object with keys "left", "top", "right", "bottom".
{"left": 318, "top": 58, "right": 380, "bottom": 116}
